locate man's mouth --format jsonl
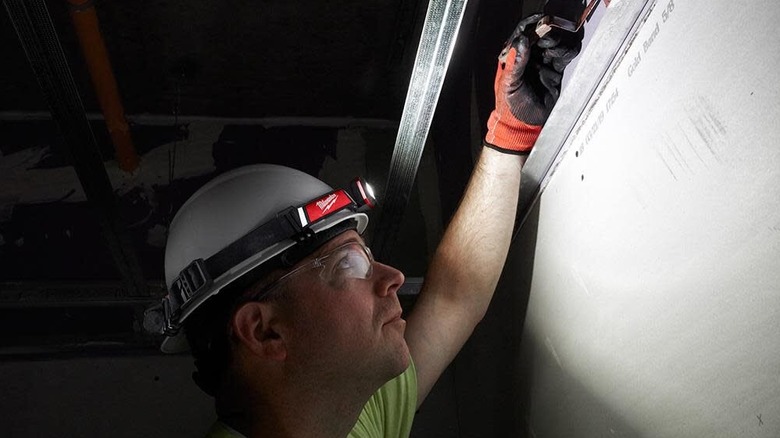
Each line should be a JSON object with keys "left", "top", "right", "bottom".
{"left": 383, "top": 310, "right": 403, "bottom": 326}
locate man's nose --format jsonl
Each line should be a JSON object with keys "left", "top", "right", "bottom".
{"left": 373, "top": 262, "right": 405, "bottom": 297}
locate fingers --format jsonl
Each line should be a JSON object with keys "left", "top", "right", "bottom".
{"left": 510, "top": 35, "right": 532, "bottom": 72}
{"left": 537, "top": 33, "right": 560, "bottom": 49}
{"left": 538, "top": 28, "right": 584, "bottom": 72}
{"left": 506, "top": 48, "right": 527, "bottom": 92}
{"left": 501, "top": 13, "right": 540, "bottom": 62}
{"left": 552, "top": 52, "right": 577, "bottom": 72}
{"left": 546, "top": 45, "right": 581, "bottom": 72}
{"left": 538, "top": 65, "right": 562, "bottom": 96}
{"left": 499, "top": 47, "right": 528, "bottom": 94}
{"left": 506, "top": 13, "right": 545, "bottom": 46}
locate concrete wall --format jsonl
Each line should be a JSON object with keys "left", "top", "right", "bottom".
{"left": 510, "top": 0, "right": 780, "bottom": 436}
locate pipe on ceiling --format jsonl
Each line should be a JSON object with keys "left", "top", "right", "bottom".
{"left": 67, "top": 0, "right": 139, "bottom": 173}
{"left": 4, "top": 0, "right": 148, "bottom": 297}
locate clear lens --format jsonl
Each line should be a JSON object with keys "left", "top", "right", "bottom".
{"left": 254, "top": 241, "right": 374, "bottom": 300}
{"left": 320, "top": 243, "right": 373, "bottom": 285}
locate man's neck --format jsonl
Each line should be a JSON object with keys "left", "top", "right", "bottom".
{"left": 218, "top": 375, "right": 378, "bottom": 438}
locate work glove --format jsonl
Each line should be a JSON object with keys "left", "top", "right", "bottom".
{"left": 485, "top": 13, "right": 583, "bottom": 154}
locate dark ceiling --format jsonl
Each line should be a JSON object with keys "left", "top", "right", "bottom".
{"left": 2, "top": 0, "right": 423, "bottom": 118}
{"left": 0, "top": 0, "right": 548, "bottom": 354}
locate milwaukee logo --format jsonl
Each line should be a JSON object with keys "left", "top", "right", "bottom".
{"left": 316, "top": 194, "right": 338, "bottom": 213}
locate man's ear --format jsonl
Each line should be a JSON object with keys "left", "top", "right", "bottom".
{"left": 231, "top": 302, "right": 287, "bottom": 361}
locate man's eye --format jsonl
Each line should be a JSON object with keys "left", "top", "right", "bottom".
{"left": 336, "top": 252, "right": 360, "bottom": 270}
{"left": 334, "top": 255, "right": 351, "bottom": 270}
{"left": 334, "top": 251, "right": 370, "bottom": 277}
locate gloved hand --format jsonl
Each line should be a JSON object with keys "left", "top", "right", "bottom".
{"left": 485, "top": 13, "right": 583, "bottom": 154}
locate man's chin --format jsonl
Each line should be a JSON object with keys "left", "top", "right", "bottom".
{"left": 390, "top": 342, "right": 412, "bottom": 377}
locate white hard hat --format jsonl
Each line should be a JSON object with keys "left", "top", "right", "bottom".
{"left": 150, "top": 164, "right": 375, "bottom": 352}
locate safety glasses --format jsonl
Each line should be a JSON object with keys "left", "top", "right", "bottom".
{"left": 253, "top": 241, "right": 374, "bottom": 300}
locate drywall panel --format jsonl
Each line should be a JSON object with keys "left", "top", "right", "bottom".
{"left": 516, "top": 0, "right": 780, "bottom": 436}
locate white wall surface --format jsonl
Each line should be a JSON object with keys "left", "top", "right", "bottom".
{"left": 517, "top": 0, "right": 780, "bottom": 436}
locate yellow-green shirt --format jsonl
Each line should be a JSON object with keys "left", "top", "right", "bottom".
{"left": 204, "top": 360, "right": 418, "bottom": 438}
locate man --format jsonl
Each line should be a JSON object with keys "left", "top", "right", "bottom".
{"left": 157, "top": 14, "right": 581, "bottom": 438}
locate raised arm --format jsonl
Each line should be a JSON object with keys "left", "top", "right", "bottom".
{"left": 404, "top": 14, "right": 583, "bottom": 403}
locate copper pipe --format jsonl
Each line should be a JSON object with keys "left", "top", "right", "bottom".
{"left": 68, "top": 0, "right": 139, "bottom": 172}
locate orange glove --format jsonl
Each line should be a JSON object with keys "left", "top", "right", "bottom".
{"left": 485, "top": 14, "right": 583, "bottom": 154}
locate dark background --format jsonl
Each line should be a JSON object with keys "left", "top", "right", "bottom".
{"left": 0, "top": 0, "right": 555, "bottom": 436}
{"left": 0, "top": 0, "right": 541, "bottom": 354}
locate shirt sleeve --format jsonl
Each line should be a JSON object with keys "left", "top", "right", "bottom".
{"left": 348, "top": 359, "right": 418, "bottom": 438}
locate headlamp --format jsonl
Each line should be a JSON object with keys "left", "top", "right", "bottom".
{"left": 296, "top": 177, "right": 375, "bottom": 229}
{"left": 349, "top": 177, "right": 377, "bottom": 211}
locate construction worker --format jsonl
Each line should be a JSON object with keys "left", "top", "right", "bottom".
{"left": 157, "top": 14, "right": 581, "bottom": 438}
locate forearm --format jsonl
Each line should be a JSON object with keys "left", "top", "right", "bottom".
{"left": 425, "top": 146, "right": 525, "bottom": 322}
{"left": 405, "top": 14, "right": 581, "bottom": 404}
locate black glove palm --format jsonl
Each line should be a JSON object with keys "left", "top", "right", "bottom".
{"left": 485, "top": 14, "right": 584, "bottom": 153}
